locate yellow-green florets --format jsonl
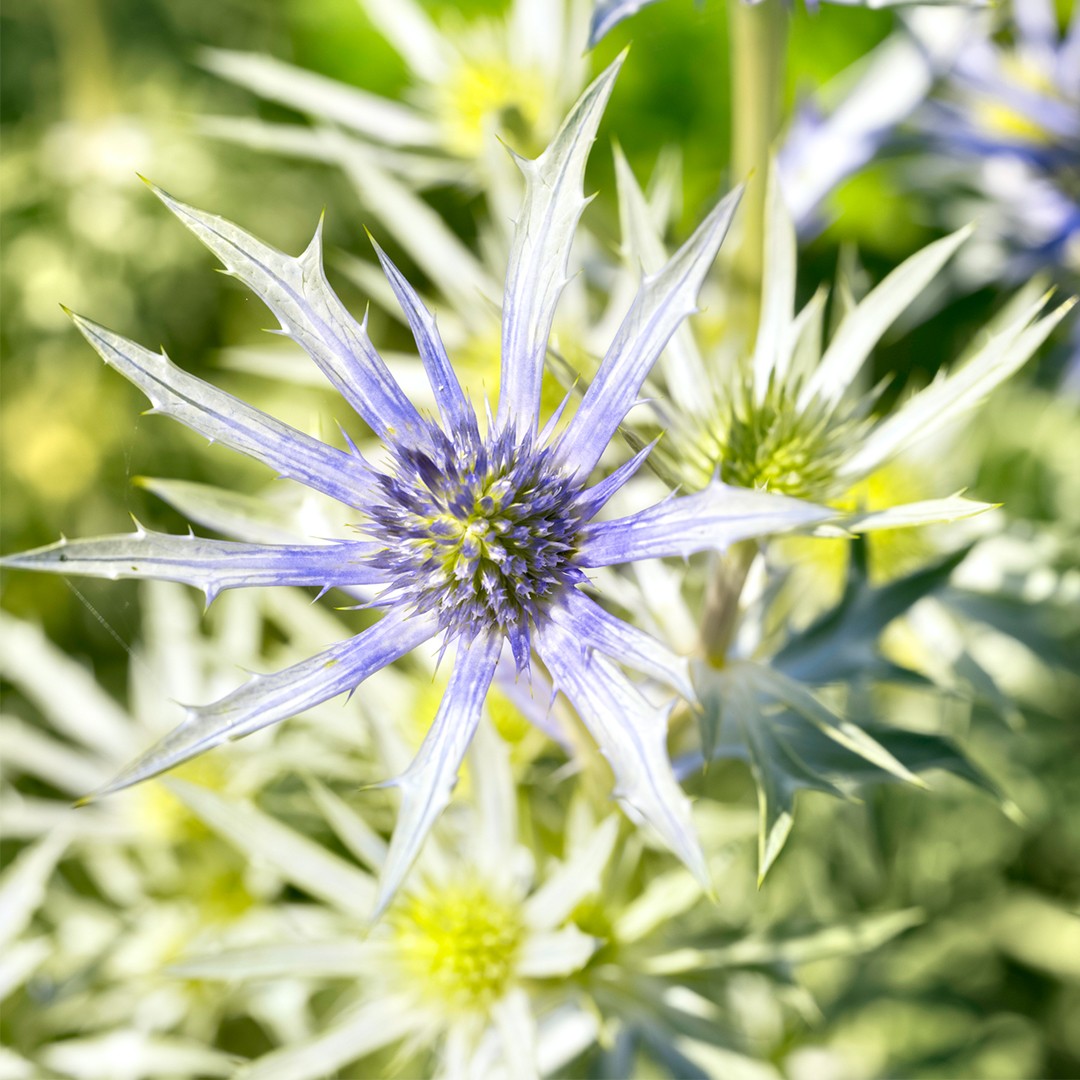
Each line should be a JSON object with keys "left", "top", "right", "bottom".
{"left": 392, "top": 878, "right": 524, "bottom": 1013}
{"left": 677, "top": 383, "right": 866, "bottom": 502}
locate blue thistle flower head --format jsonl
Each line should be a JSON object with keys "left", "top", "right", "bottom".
{"left": 1, "top": 56, "right": 835, "bottom": 914}
{"left": 918, "top": 0, "right": 1080, "bottom": 277}
{"left": 366, "top": 422, "right": 591, "bottom": 670}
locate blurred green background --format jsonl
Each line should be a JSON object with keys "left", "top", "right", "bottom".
{"left": 2, "top": 1, "right": 1078, "bottom": 1076}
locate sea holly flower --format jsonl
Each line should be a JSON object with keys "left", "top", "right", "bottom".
{"left": 590, "top": 158, "right": 1069, "bottom": 877}
{"left": 615, "top": 155, "right": 1073, "bottom": 528}
{"left": 201, "top": 0, "right": 590, "bottom": 189}
{"left": 0, "top": 61, "right": 838, "bottom": 912}
{"left": 910, "top": 0, "right": 1080, "bottom": 284}
{"left": 153, "top": 726, "right": 619, "bottom": 1079}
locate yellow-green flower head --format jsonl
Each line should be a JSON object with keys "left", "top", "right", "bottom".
{"left": 162, "top": 728, "right": 619, "bottom": 1079}
{"left": 676, "top": 379, "right": 866, "bottom": 502}
{"left": 392, "top": 875, "right": 525, "bottom": 1014}
{"left": 613, "top": 156, "right": 1072, "bottom": 531}
{"left": 427, "top": 29, "right": 551, "bottom": 161}
{"left": 200, "top": 0, "right": 590, "bottom": 187}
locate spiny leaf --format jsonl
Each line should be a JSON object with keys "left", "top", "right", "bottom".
{"left": 774, "top": 542, "right": 974, "bottom": 685}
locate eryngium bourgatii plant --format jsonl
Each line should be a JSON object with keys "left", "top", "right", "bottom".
{"left": 1, "top": 59, "right": 843, "bottom": 914}
{"left": 594, "top": 157, "right": 1072, "bottom": 879}
{"left": 616, "top": 157, "right": 1073, "bottom": 523}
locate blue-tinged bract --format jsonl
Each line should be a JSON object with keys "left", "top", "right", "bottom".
{"left": 0, "top": 57, "right": 834, "bottom": 911}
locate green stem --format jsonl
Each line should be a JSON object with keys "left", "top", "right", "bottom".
{"left": 727, "top": 0, "right": 788, "bottom": 334}
{"left": 46, "top": 0, "right": 116, "bottom": 122}
{"left": 700, "top": 540, "right": 757, "bottom": 667}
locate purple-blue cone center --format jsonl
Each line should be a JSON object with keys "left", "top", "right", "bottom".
{"left": 365, "top": 423, "right": 587, "bottom": 665}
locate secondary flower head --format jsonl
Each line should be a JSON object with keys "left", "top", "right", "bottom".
{"left": 614, "top": 156, "right": 1073, "bottom": 519}
{"left": 596, "top": 156, "right": 1070, "bottom": 880}
{"left": 202, "top": 0, "right": 590, "bottom": 187}
{"left": 161, "top": 726, "right": 619, "bottom": 1078}
{"left": 1, "top": 59, "right": 836, "bottom": 914}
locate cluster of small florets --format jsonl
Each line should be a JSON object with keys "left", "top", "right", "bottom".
{"left": 392, "top": 878, "right": 524, "bottom": 1014}
{"left": 366, "top": 421, "right": 586, "bottom": 665}
{"left": 676, "top": 382, "right": 867, "bottom": 502}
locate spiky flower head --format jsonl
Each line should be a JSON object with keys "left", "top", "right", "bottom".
{"left": 160, "top": 725, "right": 619, "bottom": 1079}
{"left": 601, "top": 156, "right": 1069, "bottom": 882}
{"left": 392, "top": 875, "right": 525, "bottom": 1014}
{"left": 676, "top": 377, "right": 869, "bottom": 501}
{"left": 616, "top": 157, "right": 1072, "bottom": 523}
{"left": 366, "top": 425, "right": 589, "bottom": 669}
{"left": 202, "top": 0, "right": 590, "bottom": 186}
{"left": 0, "top": 59, "right": 839, "bottom": 913}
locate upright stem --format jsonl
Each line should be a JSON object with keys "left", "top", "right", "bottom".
{"left": 47, "top": 0, "right": 116, "bottom": 122}
{"left": 727, "top": 0, "right": 788, "bottom": 335}
{"left": 700, "top": 540, "right": 757, "bottom": 667}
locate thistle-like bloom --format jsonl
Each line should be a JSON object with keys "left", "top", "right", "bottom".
{"left": 598, "top": 158, "right": 1070, "bottom": 878}
{"left": 616, "top": 157, "right": 1073, "bottom": 522}
{"left": 1, "top": 61, "right": 835, "bottom": 912}
{"left": 158, "top": 727, "right": 617, "bottom": 1079}
{"left": 201, "top": 0, "right": 589, "bottom": 188}
{"left": 912, "top": 0, "right": 1080, "bottom": 280}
